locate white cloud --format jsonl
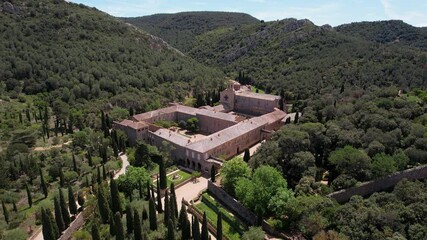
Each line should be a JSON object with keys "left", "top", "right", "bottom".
{"left": 380, "top": 0, "right": 427, "bottom": 27}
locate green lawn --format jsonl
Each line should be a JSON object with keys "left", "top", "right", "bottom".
{"left": 194, "top": 193, "right": 246, "bottom": 240}
{"left": 251, "top": 86, "right": 265, "bottom": 94}
{"left": 166, "top": 170, "right": 192, "bottom": 187}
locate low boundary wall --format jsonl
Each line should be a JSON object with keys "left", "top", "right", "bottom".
{"left": 328, "top": 164, "right": 427, "bottom": 203}
{"left": 207, "top": 181, "right": 258, "bottom": 226}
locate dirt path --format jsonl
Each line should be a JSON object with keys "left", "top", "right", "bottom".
{"left": 33, "top": 141, "right": 72, "bottom": 151}
{"left": 30, "top": 153, "right": 129, "bottom": 240}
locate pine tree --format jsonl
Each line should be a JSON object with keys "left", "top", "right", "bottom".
{"left": 26, "top": 184, "right": 32, "bottom": 207}
{"left": 149, "top": 198, "right": 157, "bottom": 231}
{"left": 91, "top": 223, "right": 101, "bottom": 240}
{"left": 210, "top": 166, "right": 216, "bottom": 182}
{"left": 59, "top": 168, "right": 65, "bottom": 187}
{"left": 201, "top": 212, "right": 208, "bottom": 240}
{"left": 114, "top": 212, "right": 125, "bottom": 240}
{"left": 97, "top": 186, "right": 110, "bottom": 223}
{"left": 192, "top": 215, "right": 200, "bottom": 240}
{"left": 159, "top": 156, "right": 167, "bottom": 189}
{"left": 59, "top": 188, "right": 71, "bottom": 227}
{"left": 217, "top": 213, "right": 223, "bottom": 240}
{"left": 125, "top": 205, "right": 133, "bottom": 235}
{"left": 134, "top": 209, "right": 142, "bottom": 240}
{"left": 41, "top": 208, "right": 57, "bottom": 240}
{"left": 243, "top": 149, "right": 250, "bottom": 162}
{"left": 156, "top": 178, "right": 163, "bottom": 213}
{"left": 68, "top": 185, "right": 78, "bottom": 216}
{"left": 1, "top": 201, "right": 9, "bottom": 224}
{"left": 110, "top": 179, "right": 122, "bottom": 215}
{"left": 164, "top": 191, "right": 170, "bottom": 226}
{"left": 170, "top": 182, "right": 178, "bottom": 218}
{"left": 40, "top": 168, "right": 48, "bottom": 198}
{"left": 54, "top": 196, "right": 65, "bottom": 232}
{"left": 167, "top": 219, "right": 175, "bottom": 240}
{"left": 72, "top": 154, "right": 78, "bottom": 173}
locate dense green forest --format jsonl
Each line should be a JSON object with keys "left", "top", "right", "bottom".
{"left": 0, "top": 0, "right": 224, "bottom": 110}
{"left": 189, "top": 19, "right": 427, "bottom": 97}
{"left": 336, "top": 20, "right": 427, "bottom": 51}
{"left": 125, "top": 16, "right": 427, "bottom": 98}
{"left": 1, "top": 1, "right": 427, "bottom": 239}
{"left": 122, "top": 12, "right": 259, "bottom": 52}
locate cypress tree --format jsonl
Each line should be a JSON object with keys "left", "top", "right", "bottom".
{"left": 102, "top": 164, "right": 107, "bottom": 180}
{"left": 41, "top": 208, "right": 57, "bottom": 240}
{"left": 164, "top": 191, "right": 170, "bottom": 226}
{"left": 85, "top": 175, "right": 90, "bottom": 188}
{"left": 192, "top": 215, "right": 200, "bottom": 240}
{"left": 142, "top": 207, "right": 148, "bottom": 221}
{"left": 40, "top": 168, "right": 48, "bottom": 198}
{"left": 217, "top": 213, "right": 223, "bottom": 240}
{"left": 167, "top": 219, "right": 175, "bottom": 240}
{"left": 170, "top": 194, "right": 176, "bottom": 226}
{"left": 150, "top": 184, "right": 155, "bottom": 201}
{"left": 185, "top": 218, "right": 191, "bottom": 240}
{"left": 87, "top": 150, "right": 93, "bottom": 167}
{"left": 12, "top": 201, "right": 17, "bottom": 212}
{"left": 210, "top": 166, "right": 216, "bottom": 182}
{"left": 97, "top": 186, "right": 110, "bottom": 223}
{"left": 48, "top": 208, "right": 59, "bottom": 238}
{"left": 25, "top": 184, "right": 32, "bottom": 207}
{"left": 201, "top": 212, "right": 208, "bottom": 240}
{"left": 243, "top": 149, "right": 250, "bottom": 162}
{"left": 178, "top": 204, "right": 186, "bottom": 230}
{"left": 97, "top": 166, "right": 101, "bottom": 184}
{"left": 114, "top": 212, "right": 125, "bottom": 240}
{"left": 91, "top": 223, "right": 101, "bottom": 240}
{"left": 156, "top": 178, "right": 163, "bottom": 213}
{"left": 125, "top": 205, "right": 133, "bottom": 235}
{"left": 149, "top": 198, "right": 157, "bottom": 231}
{"left": 59, "top": 188, "right": 71, "bottom": 227}
{"left": 72, "top": 154, "right": 78, "bottom": 173}
{"left": 1, "top": 201, "right": 9, "bottom": 224}
{"left": 59, "top": 168, "right": 65, "bottom": 187}
{"left": 110, "top": 179, "right": 122, "bottom": 214}
{"left": 170, "top": 182, "right": 178, "bottom": 218}
{"left": 294, "top": 111, "right": 299, "bottom": 124}
{"left": 138, "top": 180, "right": 143, "bottom": 199}
{"left": 109, "top": 210, "right": 116, "bottom": 236}
{"left": 54, "top": 196, "right": 65, "bottom": 232}
{"left": 134, "top": 209, "right": 142, "bottom": 240}
{"left": 68, "top": 185, "right": 78, "bottom": 216}
{"left": 158, "top": 156, "right": 167, "bottom": 189}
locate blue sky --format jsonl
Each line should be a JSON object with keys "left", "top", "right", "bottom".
{"left": 70, "top": 0, "right": 427, "bottom": 27}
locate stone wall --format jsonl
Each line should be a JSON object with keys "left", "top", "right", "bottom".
{"left": 207, "top": 181, "right": 258, "bottom": 225}
{"left": 328, "top": 164, "right": 427, "bottom": 203}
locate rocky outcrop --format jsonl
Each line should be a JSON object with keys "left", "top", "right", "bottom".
{"left": 2, "top": 1, "right": 15, "bottom": 14}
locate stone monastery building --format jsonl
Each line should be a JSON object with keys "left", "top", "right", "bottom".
{"left": 114, "top": 81, "right": 287, "bottom": 173}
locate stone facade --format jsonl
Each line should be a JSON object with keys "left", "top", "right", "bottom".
{"left": 114, "top": 82, "right": 286, "bottom": 173}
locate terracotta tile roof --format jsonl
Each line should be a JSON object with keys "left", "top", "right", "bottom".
{"left": 187, "top": 110, "right": 286, "bottom": 152}
{"left": 116, "top": 119, "right": 148, "bottom": 129}
{"left": 196, "top": 109, "right": 237, "bottom": 122}
{"left": 152, "top": 129, "right": 194, "bottom": 147}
